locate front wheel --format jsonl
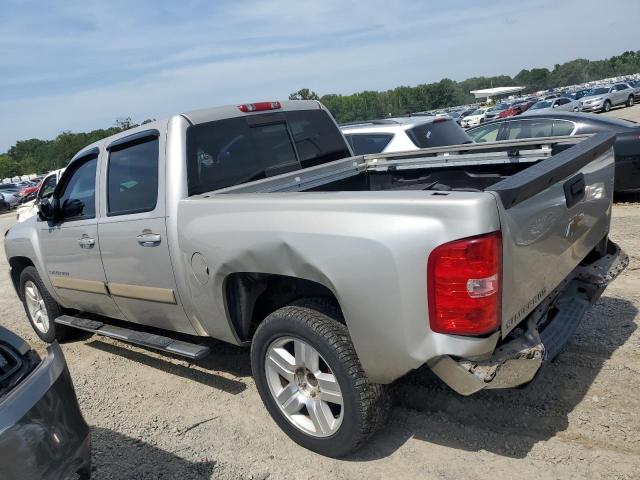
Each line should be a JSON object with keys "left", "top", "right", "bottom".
{"left": 251, "top": 304, "right": 389, "bottom": 457}
{"left": 603, "top": 100, "right": 611, "bottom": 112}
{"left": 627, "top": 95, "right": 634, "bottom": 107}
{"left": 20, "top": 266, "right": 71, "bottom": 343}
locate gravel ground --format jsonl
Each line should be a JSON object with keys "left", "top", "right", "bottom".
{"left": 1, "top": 111, "right": 639, "bottom": 479}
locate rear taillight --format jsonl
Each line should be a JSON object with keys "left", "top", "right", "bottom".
{"left": 237, "top": 101, "right": 282, "bottom": 113}
{"left": 427, "top": 232, "right": 501, "bottom": 336}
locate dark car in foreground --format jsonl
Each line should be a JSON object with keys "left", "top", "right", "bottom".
{"left": 0, "top": 325, "right": 90, "bottom": 479}
{"left": 466, "top": 111, "right": 640, "bottom": 193}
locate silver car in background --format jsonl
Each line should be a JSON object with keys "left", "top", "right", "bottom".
{"left": 522, "top": 97, "right": 580, "bottom": 115}
{"left": 579, "top": 83, "right": 635, "bottom": 112}
{"left": 0, "top": 185, "right": 22, "bottom": 208}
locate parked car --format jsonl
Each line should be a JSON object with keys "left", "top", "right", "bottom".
{"left": 0, "top": 184, "right": 22, "bottom": 207}
{"left": 523, "top": 97, "right": 580, "bottom": 114}
{"left": 627, "top": 80, "right": 640, "bottom": 101}
{"left": 579, "top": 83, "right": 635, "bottom": 112}
{"left": 460, "top": 107, "right": 489, "bottom": 127}
{"left": 0, "top": 325, "right": 90, "bottom": 479}
{"left": 455, "top": 107, "right": 477, "bottom": 125}
{"left": 483, "top": 103, "right": 510, "bottom": 122}
{"left": 16, "top": 169, "right": 64, "bottom": 222}
{"left": 497, "top": 100, "right": 536, "bottom": 118}
{"left": 465, "top": 111, "right": 640, "bottom": 192}
{"left": 572, "top": 88, "right": 592, "bottom": 100}
{"left": 18, "top": 185, "right": 39, "bottom": 202}
{"left": 5, "top": 100, "right": 625, "bottom": 457}
{"left": 340, "top": 116, "right": 471, "bottom": 155}
{"left": 0, "top": 193, "right": 9, "bottom": 212}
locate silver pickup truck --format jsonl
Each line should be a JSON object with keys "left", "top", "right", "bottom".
{"left": 4, "top": 100, "right": 627, "bottom": 457}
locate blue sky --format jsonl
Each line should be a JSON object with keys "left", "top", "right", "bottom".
{"left": 1, "top": 0, "right": 638, "bottom": 152}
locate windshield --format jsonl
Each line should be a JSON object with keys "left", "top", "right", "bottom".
{"left": 588, "top": 87, "right": 610, "bottom": 96}
{"left": 491, "top": 103, "right": 509, "bottom": 111}
{"left": 471, "top": 109, "right": 484, "bottom": 115}
{"left": 530, "top": 101, "right": 552, "bottom": 110}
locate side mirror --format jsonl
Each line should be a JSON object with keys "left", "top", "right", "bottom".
{"left": 37, "top": 197, "right": 58, "bottom": 221}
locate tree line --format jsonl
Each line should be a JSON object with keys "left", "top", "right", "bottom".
{"left": 3, "top": 50, "right": 640, "bottom": 179}
{"left": 0, "top": 118, "right": 153, "bottom": 179}
{"left": 291, "top": 50, "right": 640, "bottom": 123}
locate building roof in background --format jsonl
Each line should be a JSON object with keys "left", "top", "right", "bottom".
{"left": 470, "top": 86, "right": 526, "bottom": 99}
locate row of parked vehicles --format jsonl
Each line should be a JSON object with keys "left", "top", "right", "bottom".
{"left": 0, "top": 179, "right": 41, "bottom": 210}
{"left": 0, "top": 99, "right": 629, "bottom": 474}
{"left": 456, "top": 82, "right": 640, "bottom": 128}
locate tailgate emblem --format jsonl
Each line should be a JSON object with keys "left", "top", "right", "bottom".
{"left": 565, "top": 213, "right": 585, "bottom": 239}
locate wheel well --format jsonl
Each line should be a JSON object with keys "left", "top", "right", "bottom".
{"left": 224, "top": 273, "right": 343, "bottom": 342}
{"left": 9, "top": 256, "right": 34, "bottom": 299}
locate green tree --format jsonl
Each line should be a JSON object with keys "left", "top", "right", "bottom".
{"left": 0, "top": 154, "right": 22, "bottom": 178}
{"left": 289, "top": 88, "right": 320, "bottom": 100}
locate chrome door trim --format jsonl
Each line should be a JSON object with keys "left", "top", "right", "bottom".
{"left": 107, "top": 283, "right": 176, "bottom": 304}
{"left": 50, "top": 276, "right": 109, "bottom": 295}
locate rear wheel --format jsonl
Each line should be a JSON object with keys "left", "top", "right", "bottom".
{"left": 627, "top": 95, "right": 634, "bottom": 107}
{"left": 251, "top": 304, "right": 389, "bottom": 457}
{"left": 20, "top": 266, "right": 71, "bottom": 343}
{"left": 603, "top": 100, "right": 611, "bottom": 112}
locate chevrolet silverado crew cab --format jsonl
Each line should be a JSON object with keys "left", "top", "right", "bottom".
{"left": 5, "top": 100, "right": 627, "bottom": 457}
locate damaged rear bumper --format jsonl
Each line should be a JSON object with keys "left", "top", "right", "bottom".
{"left": 429, "top": 240, "right": 628, "bottom": 396}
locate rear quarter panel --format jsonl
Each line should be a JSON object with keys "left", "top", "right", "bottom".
{"left": 176, "top": 191, "right": 501, "bottom": 382}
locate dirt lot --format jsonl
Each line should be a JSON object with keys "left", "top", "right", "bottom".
{"left": 1, "top": 112, "right": 639, "bottom": 479}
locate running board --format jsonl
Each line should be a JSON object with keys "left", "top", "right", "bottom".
{"left": 55, "top": 315, "right": 210, "bottom": 360}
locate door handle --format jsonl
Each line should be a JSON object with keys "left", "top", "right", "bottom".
{"left": 136, "top": 232, "right": 161, "bottom": 246}
{"left": 77, "top": 236, "right": 95, "bottom": 248}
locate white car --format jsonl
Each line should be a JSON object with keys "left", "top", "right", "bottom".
{"left": 16, "top": 168, "right": 64, "bottom": 222}
{"left": 460, "top": 108, "right": 490, "bottom": 128}
{"left": 340, "top": 116, "right": 471, "bottom": 155}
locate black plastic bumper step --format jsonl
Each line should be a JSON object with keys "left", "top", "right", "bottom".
{"left": 539, "top": 297, "right": 589, "bottom": 361}
{"left": 55, "top": 315, "right": 210, "bottom": 360}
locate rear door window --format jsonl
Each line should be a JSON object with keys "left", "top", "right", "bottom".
{"left": 344, "top": 133, "right": 394, "bottom": 155}
{"left": 186, "top": 110, "right": 350, "bottom": 194}
{"left": 405, "top": 119, "right": 471, "bottom": 149}
{"left": 506, "top": 119, "right": 554, "bottom": 140}
{"left": 107, "top": 136, "right": 159, "bottom": 216}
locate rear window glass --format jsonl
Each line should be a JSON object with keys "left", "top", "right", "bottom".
{"left": 405, "top": 120, "right": 471, "bottom": 149}
{"left": 186, "top": 110, "right": 350, "bottom": 194}
{"left": 344, "top": 133, "right": 394, "bottom": 155}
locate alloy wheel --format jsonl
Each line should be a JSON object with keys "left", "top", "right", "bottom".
{"left": 264, "top": 337, "right": 344, "bottom": 437}
{"left": 24, "top": 280, "right": 49, "bottom": 334}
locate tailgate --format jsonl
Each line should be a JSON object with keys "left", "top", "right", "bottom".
{"left": 487, "top": 133, "right": 616, "bottom": 337}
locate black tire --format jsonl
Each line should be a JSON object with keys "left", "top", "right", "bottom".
{"left": 627, "top": 95, "right": 634, "bottom": 107}
{"left": 19, "top": 266, "right": 71, "bottom": 343}
{"left": 603, "top": 100, "right": 611, "bottom": 112}
{"left": 251, "top": 304, "right": 390, "bottom": 457}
